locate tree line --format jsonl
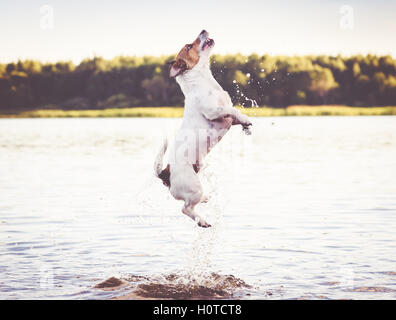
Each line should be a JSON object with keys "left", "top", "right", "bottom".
{"left": 0, "top": 54, "right": 395, "bottom": 113}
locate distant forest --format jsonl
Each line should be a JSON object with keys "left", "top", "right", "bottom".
{"left": 1, "top": 54, "right": 395, "bottom": 113}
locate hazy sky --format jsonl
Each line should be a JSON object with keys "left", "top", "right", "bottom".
{"left": 1, "top": 0, "right": 395, "bottom": 63}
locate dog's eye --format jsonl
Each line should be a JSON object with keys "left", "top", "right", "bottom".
{"left": 186, "top": 44, "right": 193, "bottom": 51}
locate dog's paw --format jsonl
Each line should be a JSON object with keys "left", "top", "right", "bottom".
{"left": 240, "top": 114, "right": 252, "bottom": 127}
{"left": 197, "top": 219, "right": 212, "bottom": 228}
{"left": 201, "top": 195, "right": 210, "bottom": 203}
{"left": 242, "top": 126, "right": 252, "bottom": 135}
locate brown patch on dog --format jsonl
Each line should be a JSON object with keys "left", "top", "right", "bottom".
{"left": 158, "top": 164, "right": 171, "bottom": 187}
{"left": 158, "top": 164, "right": 200, "bottom": 188}
{"left": 169, "top": 35, "right": 201, "bottom": 77}
{"left": 169, "top": 59, "right": 187, "bottom": 78}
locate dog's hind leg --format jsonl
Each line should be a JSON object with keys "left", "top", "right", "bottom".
{"left": 182, "top": 202, "right": 211, "bottom": 228}
{"left": 181, "top": 190, "right": 211, "bottom": 228}
{"left": 171, "top": 167, "right": 211, "bottom": 227}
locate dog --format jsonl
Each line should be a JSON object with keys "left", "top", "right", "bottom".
{"left": 154, "top": 30, "right": 252, "bottom": 228}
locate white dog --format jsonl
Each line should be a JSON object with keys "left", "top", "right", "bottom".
{"left": 154, "top": 30, "right": 252, "bottom": 227}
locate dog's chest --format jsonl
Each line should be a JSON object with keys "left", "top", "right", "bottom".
{"left": 187, "top": 86, "right": 230, "bottom": 109}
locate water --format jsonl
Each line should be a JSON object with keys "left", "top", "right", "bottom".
{"left": 0, "top": 117, "right": 395, "bottom": 299}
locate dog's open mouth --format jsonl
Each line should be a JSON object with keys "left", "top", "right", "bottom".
{"left": 202, "top": 38, "right": 214, "bottom": 50}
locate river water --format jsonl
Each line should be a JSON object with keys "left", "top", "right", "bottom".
{"left": 0, "top": 117, "right": 395, "bottom": 299}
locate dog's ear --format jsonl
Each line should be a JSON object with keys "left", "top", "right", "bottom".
{"left": 169, "top": 59, "right": 187, "bottom": 78}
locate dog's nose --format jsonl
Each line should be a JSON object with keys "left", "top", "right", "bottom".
{"left": 200, "top": 29, "right": 208, "bottom": 36}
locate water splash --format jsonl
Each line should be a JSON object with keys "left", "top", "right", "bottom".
{"left": 113, "top": 127, "right": 251, "bottom": 300}
{"left": 181, "top": 163, "right": 227, "bottom": 280}
{"left": 101, "top": 272, "right": 253, "bottom": 299}
{"left": 232, "top": 76, "right": 258, "bottom": 108}
{"left": 244, "top": 96, "right": 259, "bottom": 108}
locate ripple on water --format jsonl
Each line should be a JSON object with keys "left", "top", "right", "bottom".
{"left": 347, "top": 287, "right": 395, "bottom": 293}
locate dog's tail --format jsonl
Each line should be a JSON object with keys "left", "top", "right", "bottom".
{"left": 154, "top": 138, "right": 171, "bottom": 187}
{"left": 154, "top": 137, "right": 168, "bottom": 177}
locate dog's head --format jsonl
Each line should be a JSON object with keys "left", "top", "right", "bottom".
{"left": 169, "top": 29, "right": 215, "bottom": 78}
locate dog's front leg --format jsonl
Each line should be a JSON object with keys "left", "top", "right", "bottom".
{"left": 203, "top": 105, "right": 252, "bottom": 127}
{"left": 227, "top": 108, "right": 252, "bottom": 135}
{"left": 204, "top": 105, "right": 252, "bottom": 135}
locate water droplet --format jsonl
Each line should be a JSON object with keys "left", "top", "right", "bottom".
{"left": 232, "top": 80, "right": 237, "bottom": 83}
{"left": 246, "top": 73, "right": 251, "bottom": 78}
{"left": 261, "top": 69, "right": 265, "bottom": 72}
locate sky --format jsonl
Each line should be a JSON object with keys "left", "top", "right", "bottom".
{"left": 0, "top": 0, "right": 395, "bottom": 64}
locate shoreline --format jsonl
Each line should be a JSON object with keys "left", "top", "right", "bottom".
{"left": 1, "top": 105, "right": 396, "bottom": 118}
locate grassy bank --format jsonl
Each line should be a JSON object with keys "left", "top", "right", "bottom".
{"left": 1, "top": 106, "right": 396, "bottom": 118}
